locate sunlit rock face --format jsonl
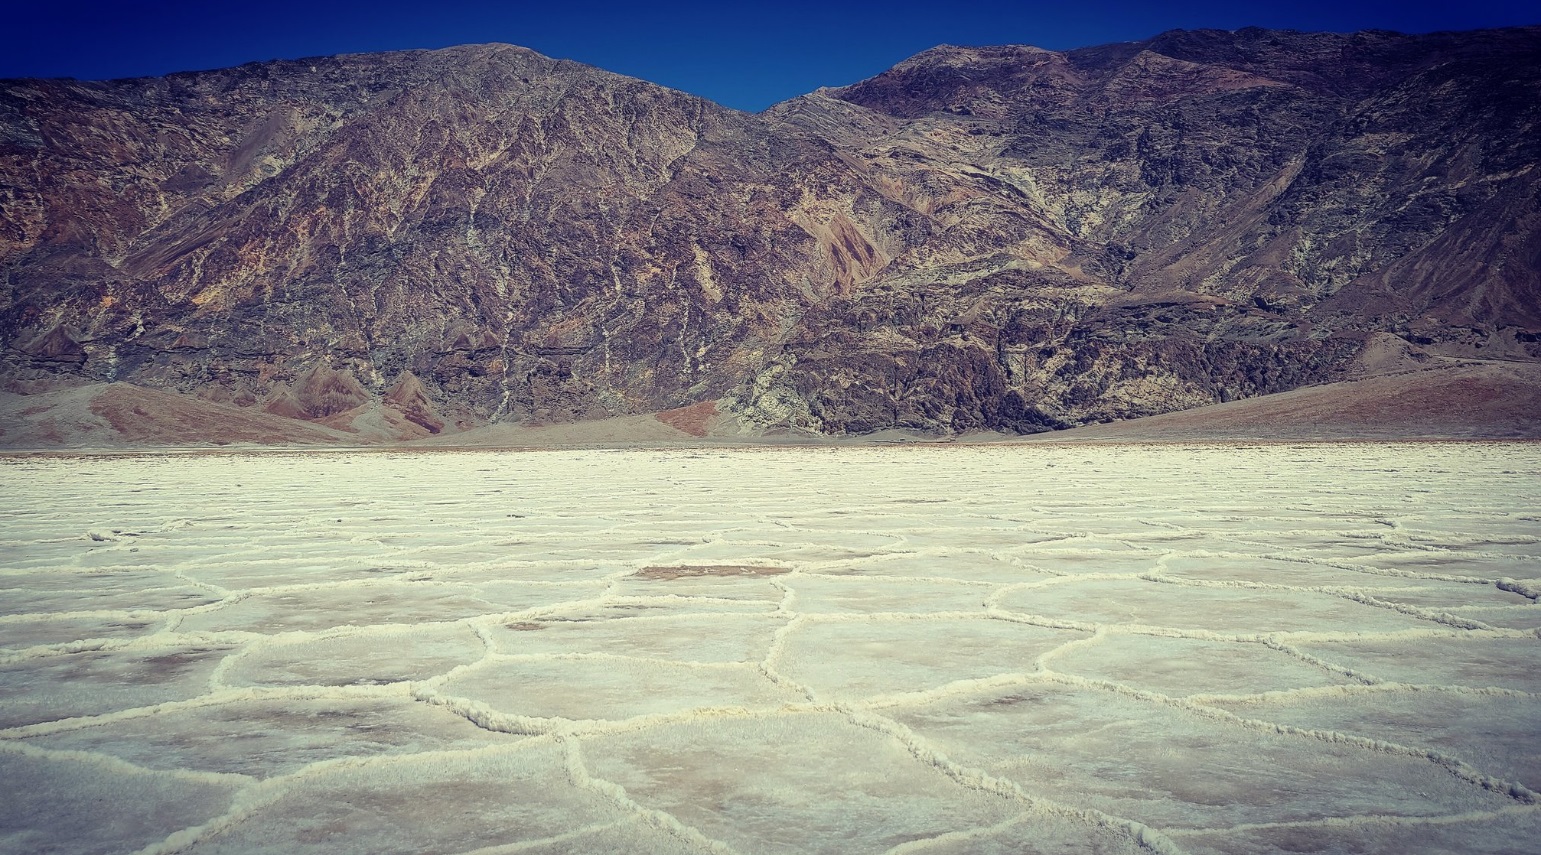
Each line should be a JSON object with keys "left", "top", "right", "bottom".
{"left": 0, "top": 44, "right": 903, "bottom": 431}
{"left": 3, "top": 27, "right": 1538, "bottom": 436}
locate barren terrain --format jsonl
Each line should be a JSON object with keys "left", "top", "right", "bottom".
{"left": 1, "top": 444, "right": 1537, "bottom": 854}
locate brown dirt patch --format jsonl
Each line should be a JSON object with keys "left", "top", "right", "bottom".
{"left": 1031, "top": 362, "right": 1541, "bottom": 442}
{"left": 654, "top": 401, "right": 718, "bottom": 437}
{"left": 90, "top": 384, "right": 350, "bottom": 445}
{"left": 634, "top": 564, "right": 791, "bottom": 581}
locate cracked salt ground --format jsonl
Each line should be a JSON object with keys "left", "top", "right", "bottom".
{"left": 774, "top": 617, "right": 1084, "bottom": 702}
{"left": 219, "top": 623, "right": 488, "bottom": 687}
{"left": 1040, "top": 633, "right": 1358, "bottom": 698}
{"left": 0, "top": 614, "right": 160, "bottom": 654}
{"left": 0, "top": 747, "right": 244, "bottom": 855}
{"left": 19, "top": 695, "right": 518, "bottom": 778}
{"left": 487, "top": 613, "right": 785, "bottom": 663}
{"left": 0, "top": 444, "right": 1538, "bottom": 854}
{"left": 1206, "top": 689, "right": 1541, "bottom": 793}
{"left": 0, "top": 643, "right": 239, "bottom": 729}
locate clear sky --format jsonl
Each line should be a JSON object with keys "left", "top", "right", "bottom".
{"left": 4, "top": 0, "right": 1536, "bottom": 111}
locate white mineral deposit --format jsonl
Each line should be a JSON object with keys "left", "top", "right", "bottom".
{"left": 1, "top": 443, "right": 1538, "bottom": 854}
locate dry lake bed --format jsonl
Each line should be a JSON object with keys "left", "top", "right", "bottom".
{"left": 1, "top": 443, "right": 1539, "bottom": 855}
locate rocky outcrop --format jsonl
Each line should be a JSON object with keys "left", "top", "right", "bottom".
{"left": 264, "top": 364, "right": 370, "bottom": 420}
{"left": 2, "top": 27, "right": 1537, "bottom": 441}
{"left": 383, "top": 370, "right": 447, "bottom": 434}
{"left": 20, "top": 325, "right": 87, "bottom": 366}
{"left": 738, "top": 27, "right": 1541, "bottom": 433}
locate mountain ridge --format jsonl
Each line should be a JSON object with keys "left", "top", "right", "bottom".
{"left": 3, "top": 26, "right": 1538, "bottom": 445}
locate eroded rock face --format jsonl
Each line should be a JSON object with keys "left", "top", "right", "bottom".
{"left": 383, "top": 370, "right": 447, "bottom": 434}
{"left": 2, "top": 28, "right": 1538, "bottom": 438}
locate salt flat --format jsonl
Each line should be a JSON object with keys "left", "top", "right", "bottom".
{"left": 1, "top": 443, "right": 1538, "bottom": 855}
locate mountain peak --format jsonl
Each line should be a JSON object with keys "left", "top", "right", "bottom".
{"left": 3, "top": 26, "right": 1538, "bottom": 444}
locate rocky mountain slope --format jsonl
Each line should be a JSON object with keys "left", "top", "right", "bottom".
{"left": 3, "top": 27, "right": 1538, "bottom": 442}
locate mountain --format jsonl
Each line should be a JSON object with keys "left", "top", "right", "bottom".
{"left": 3, "top": 27, "right": 1538, "bottom": 444}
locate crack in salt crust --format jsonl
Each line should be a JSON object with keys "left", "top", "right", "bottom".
{"left": 0, "top": 443, "right": 1536, "bottom": 854}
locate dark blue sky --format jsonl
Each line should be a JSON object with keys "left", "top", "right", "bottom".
{"left": 4, "top": 1, "right": 1536, "bottom": 111}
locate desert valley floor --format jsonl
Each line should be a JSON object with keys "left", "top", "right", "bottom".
{"left": 1, "top": 443, "right": 1538, "bottom": 855}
